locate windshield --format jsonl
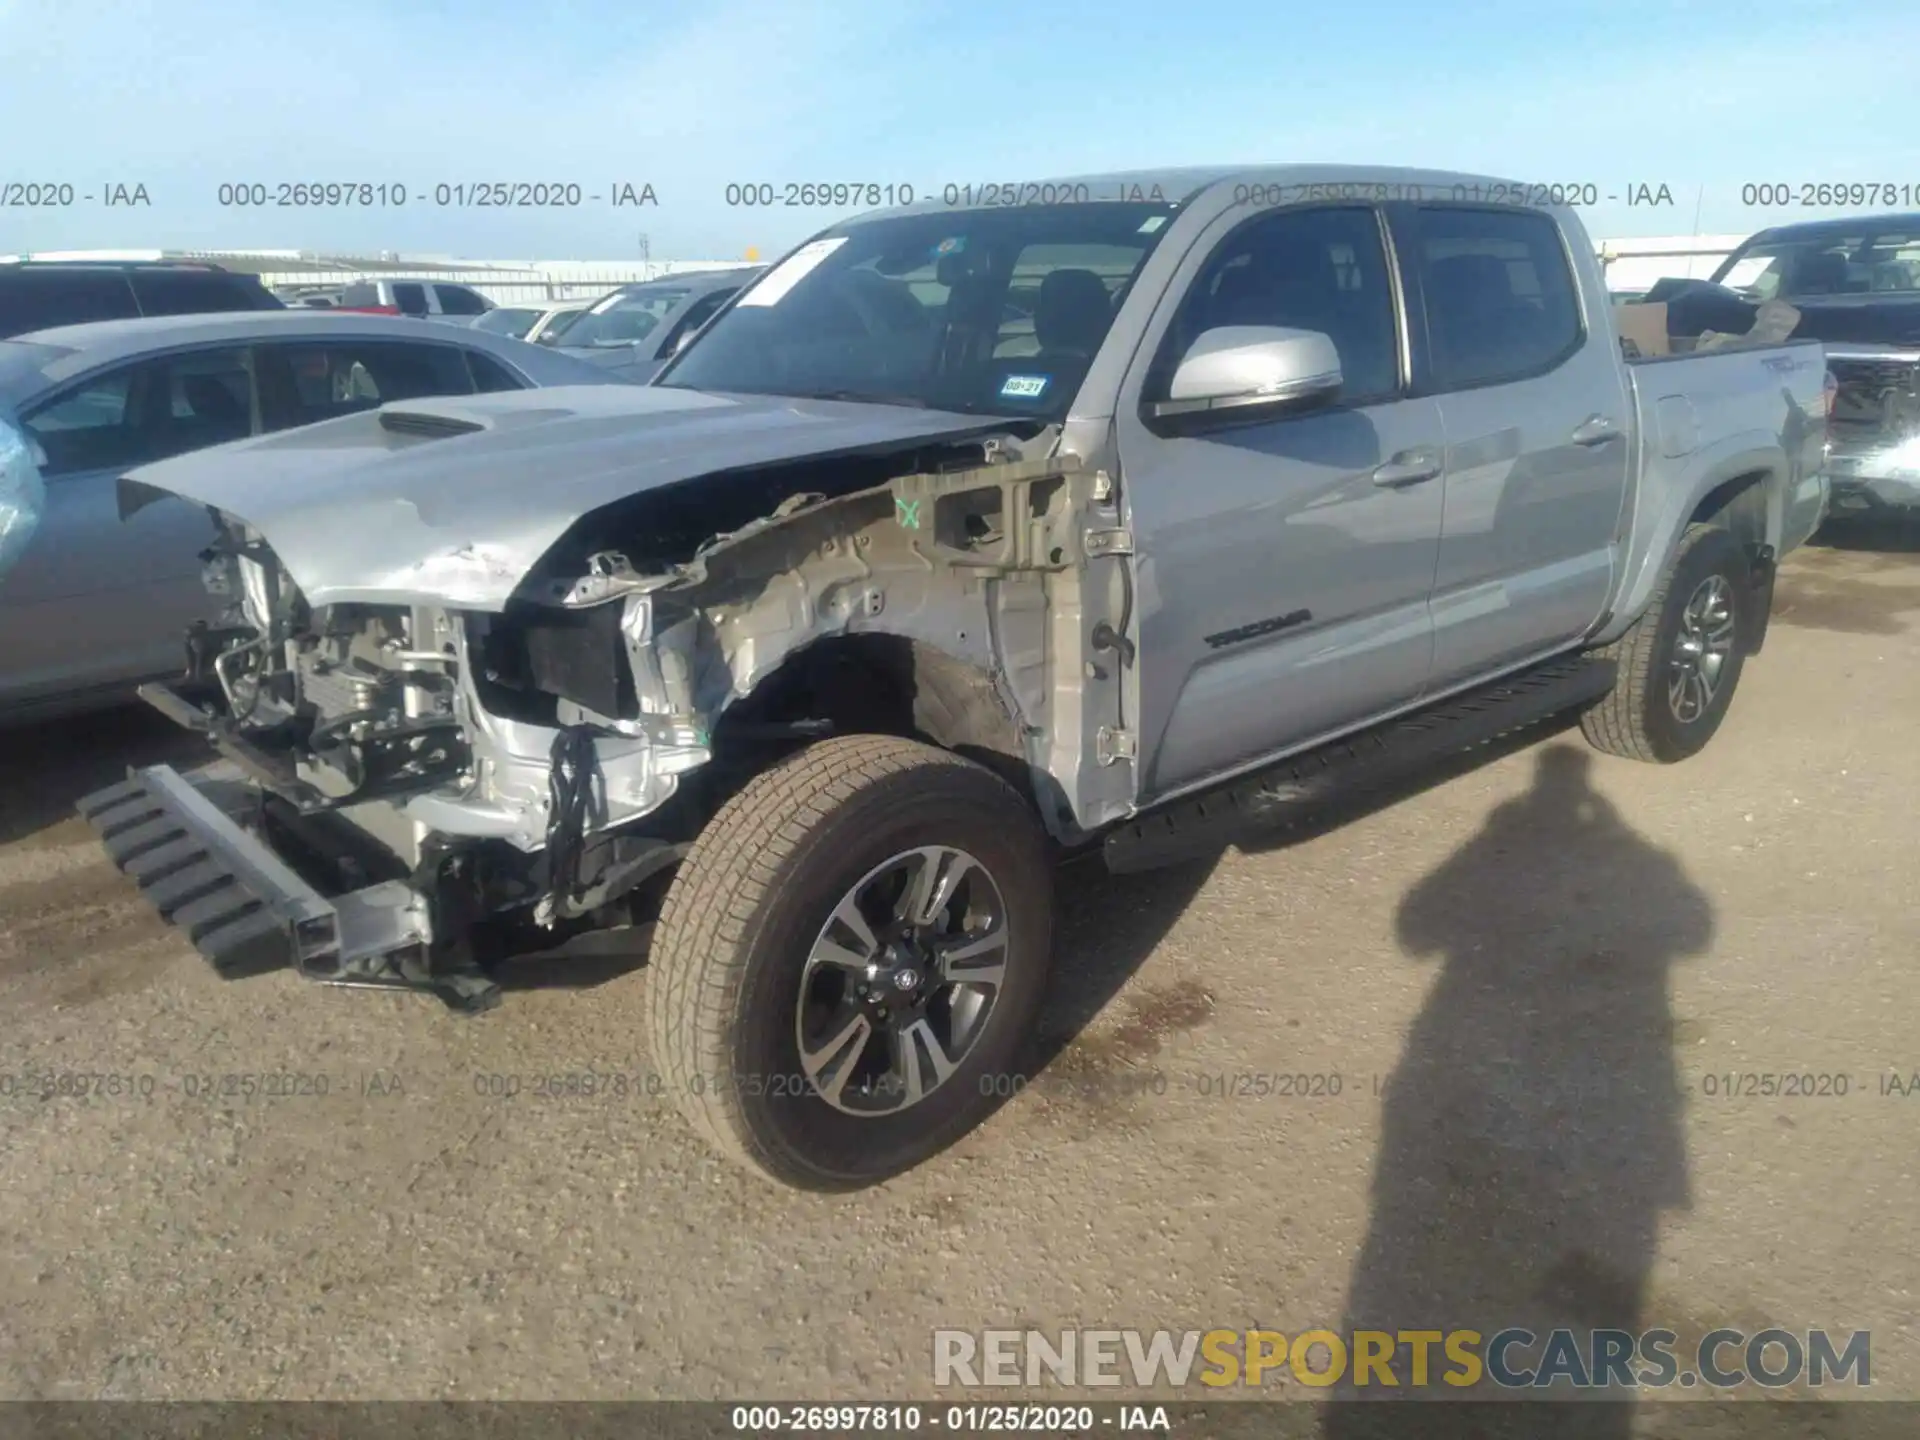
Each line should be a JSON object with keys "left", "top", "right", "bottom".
{"left": 562, "top": 286, "right": 690, "bottom": 348}
{"left": 470, "top": 307, "right": 540, "bottom": 337}
{"left": 536, "top": 306, "right": 587, "bottom": 342}
{"left": 657, "top": 201, "right": 1178, "bottom": 418}
{"left": 1713, "top": 231, "right": 1920, "bottom": 300}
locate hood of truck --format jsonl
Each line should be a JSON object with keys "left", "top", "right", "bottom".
{"left": 121, "top": 384, "right": 1011, "bottom": 610}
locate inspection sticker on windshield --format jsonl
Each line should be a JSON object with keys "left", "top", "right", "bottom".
{"left": 1000, "top": 374, "right": 1050, "bottom": 400}
{"left": 738, "top": 236, "right": 848, "bottom": 307}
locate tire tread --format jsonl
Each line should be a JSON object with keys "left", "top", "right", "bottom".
{"left": 1580, "top": 522, "right": 1743, "bottom": 763}
{"left": 642, "top": 734, "right": 1019, "bottom": 1183}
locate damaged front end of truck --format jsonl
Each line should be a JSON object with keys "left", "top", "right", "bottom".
{"left": 78, "top": 393, "right": 1134, "bottom": 1012}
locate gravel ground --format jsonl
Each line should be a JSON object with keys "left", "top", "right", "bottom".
{"left": 1, "top": 532, "right": 1916, "bottom": 1410}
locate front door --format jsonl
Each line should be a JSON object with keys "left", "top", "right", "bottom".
{"left": 1114, "top": 204, "right": 1446, "bottom": 801}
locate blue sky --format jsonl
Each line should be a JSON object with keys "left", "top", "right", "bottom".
{"left": 3, "top": 0, "right": 1919, "bottom": 261}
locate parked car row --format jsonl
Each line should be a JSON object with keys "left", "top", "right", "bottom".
{"left": 0, "top": 311, "right": 624, "bottom": 721}
{"left": 268, "top": 278, "right": 498, "bottom": 321}
{"left": 469, "top": 300, "right": 590, "bottom": 344}
{"left": 1, "top": 260, "right": 282, "bottom": 338}
{"left": 541, "top": 267, "right": 766, "bottom": 380}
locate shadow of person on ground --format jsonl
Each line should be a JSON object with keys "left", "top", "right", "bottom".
{"left": 0, "top": 704, "right": 205, "bottom": 848}
{"left": 1320, "top": 744, "right": 1714, "bottom": 1440}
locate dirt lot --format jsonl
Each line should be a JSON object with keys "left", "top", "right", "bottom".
{"left": 1, "top": 531, "right": 1917, "bottom": 1407}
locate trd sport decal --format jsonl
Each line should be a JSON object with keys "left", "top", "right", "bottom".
{"left": 1203, "top": 609, "right": 1312, "bottom": 649}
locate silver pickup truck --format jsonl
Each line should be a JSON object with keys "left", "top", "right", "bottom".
{"left": 80, "top": 166, "right": 1830, "bottom": 1190}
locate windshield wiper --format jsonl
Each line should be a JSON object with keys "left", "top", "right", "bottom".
{"left": 782, "top": 388, "right": 935, "bottom": 409}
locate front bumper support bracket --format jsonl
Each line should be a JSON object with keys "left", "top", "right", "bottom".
{"left": 77, "top": 765, "right": 499, "bottom": 1014}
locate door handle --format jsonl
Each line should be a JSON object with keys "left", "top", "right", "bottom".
{"left": 1372, "top": 450, "right": 1443, "bottom": 488}
{"left": 1571, "top": 415, "right": 1622, "bottom": 447}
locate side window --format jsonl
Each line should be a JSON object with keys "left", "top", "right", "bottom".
{"left": 391, "top": 283, "right": 428, "bottom": 317}
{"left": 1157, "top": 206, "right": 1399, "bottom": 403}
{"left": 1405, "top": 206, "right": 1582, "bottom": 390}
{"left": 656, "top": 289, "right": 735, "bottom": 356}
{"left": 20, "top": 370, "right": 137, "bottom": 475}
{"left": 467, "top": 351, "right": 525, "bottom": 393}
{"left": 0, "top": 273, "right": 139, "bottom": 335}
{"left": 129, "top": 270, "right": 254, "bottom": 317}
{"left": 255, "top": 341, "right": 476, "bottom": 432}
{"left": 435, "top": 284, "right": 489, "bottom": 316}
{"left": 24, "top": 348, "right": 254, "bottom": 476}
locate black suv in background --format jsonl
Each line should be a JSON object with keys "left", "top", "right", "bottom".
{"left": 0, "top": 261, "right": 283, "bottom": 338}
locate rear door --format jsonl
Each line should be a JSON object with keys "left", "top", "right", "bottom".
{"left": 0, "top": 346, "right": 255, "bottom": 707}
{"left": 1388, "top": 203, "right": 1633, "bottom": 689}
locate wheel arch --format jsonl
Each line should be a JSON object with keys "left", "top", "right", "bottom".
{"left": 711, "top": 633, "right": 1061, "bottom": 829}
{"left": 1598, "top": 442, "right": 1784, "bottom": 648}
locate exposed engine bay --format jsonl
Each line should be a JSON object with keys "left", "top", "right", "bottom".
{"left": 144, "top": 424, "right": 1124, "bottom": 1008}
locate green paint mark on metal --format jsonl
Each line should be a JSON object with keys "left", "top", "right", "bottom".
{"left": 895, "top": 496, "right": 923, "bottom": 530}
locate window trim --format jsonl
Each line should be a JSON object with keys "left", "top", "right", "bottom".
{"left": 463, "top": 344, "right": 532, "bottom": 393}
{"left": 21, "top": 341, "right": 264, "bottom": 479}
{"left": 1135, "top": 202, "right": 1412, "bottom": 437}
{"left": 1387, "top": 201, "right": 1589, "bottom": 398}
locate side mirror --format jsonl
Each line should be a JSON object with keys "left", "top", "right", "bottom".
{"left": 1151, "top": 326, "right": 1342, "bottom": 424}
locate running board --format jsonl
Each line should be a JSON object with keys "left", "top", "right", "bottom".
{"left": 1103, "top": 653, "right": 1617, "bottom": 875}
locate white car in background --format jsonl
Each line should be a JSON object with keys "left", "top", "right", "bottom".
{"left": 471, "top": 300, "right": 591, "bottom": 344}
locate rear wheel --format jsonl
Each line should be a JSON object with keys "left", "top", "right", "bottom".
{"left": 643, "top": 735, "right": 1053, "bottom": 1190}
{"left": 1581, "top": 523, "right": 1751, "bottom": 763}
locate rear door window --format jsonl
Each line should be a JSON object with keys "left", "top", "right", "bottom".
{"left": 23, "top": 346, "right": 256, "bottom": 475}
{"left": 255, "top": 340, "right": 478, "bottom": 431}
{"left": 1400, "top": 206, "right": 1583, "bottom": 390}
{"left": 0, "top": 272, "right": 140, "bottom": 337}
{"left": 467, "top": 351, "right": 526, "bottom": 393}
{"left": 391, "top": 283, "right": 429, "bottom": 317}
{"left": 434, "top": 284, "right": 489, "bottom": 316}
{"left": 129, "top": 270, "right": 257, "bottom": 317}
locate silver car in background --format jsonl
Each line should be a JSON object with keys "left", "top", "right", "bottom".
{"left": 553, "top": 268, "right": 762, "bottom": 381}
{"left": 470, "top": 300, "right": 591, "bottom": 344}
{"left": 0, "top": 311, "right": 623, "bottom": 722}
